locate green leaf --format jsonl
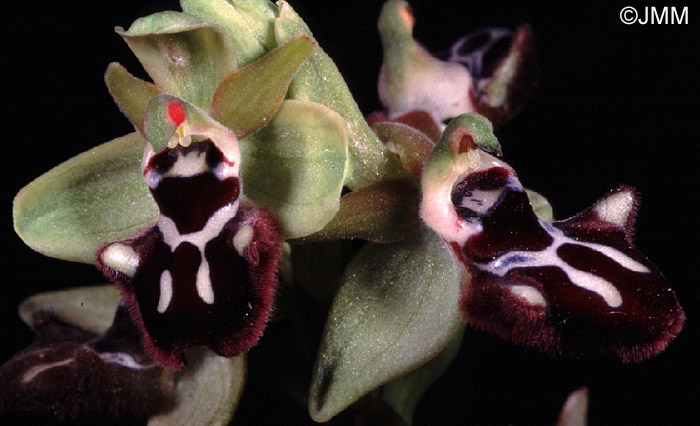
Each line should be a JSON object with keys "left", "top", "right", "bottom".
{"left": 240, "top": 100, "right": 350, "bottom": 238}
{"left": 382, "top": 322, "right": 465, "bottom": 425}
{"left": 180, "top": 0, "right": 276, "bottom": 67}
{"left": 308, "top": 227, "right": 463, "bottom": 422}
{"left": 105, "top": 62, "right": 163, "bottom": 135}
{"left": 18, "top": 285, "right": 120, "bottom": 335}
{"left": 148, "top": 349, "right": 246, "bottom": 426}
{"left": 13, "top": 133, "right": 157, "bottom": 263}
{"left": 526, "top": 188, "right": 554, "bottom": 221}
{"left": 210, "top": 33, "right": 314, "bottom": 138}
{"left": 297, "top": 179, "right": 420, "bottom": 244}
{"left": 275, "top": 1, "right": 407, "bottom": 189}
{"left": 117, "top": 11, "right": 237, "bottom": 109}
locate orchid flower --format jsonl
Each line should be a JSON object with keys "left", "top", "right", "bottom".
{"left": 5, "top": 0, "right": 684, "bottom": 424}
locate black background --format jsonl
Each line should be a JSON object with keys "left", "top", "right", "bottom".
{"left": 2, "top": 1, "right": 698, "bottom": 425}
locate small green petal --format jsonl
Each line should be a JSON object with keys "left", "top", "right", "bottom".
{"left": 275, "top": 1, "right": 407, "bottom": 189}
{"left": 105, "top": 62, "right": 163, "bottom": 135}
{"left": 13, "top": 133, "right": 157, "bottom": 264}
{"left": 210, "top": 33, "right": 314, "bottom": 138}
{"left": 148, "top": 349, "right": 246, "bottom": 426}
{"left": 297, "top": 179, "right": 420, "bottom": 244}
{"left": 372, "top": 121, "right": 435, "bottom": 176}
{"left": 382, "top": 322, "right": 465, "bottom": 425}
{"left": 241, "top": 100, "right": 350, "bottom": 238}
{"left": 117, "top": 11, "right": 237, "bottom": 109}
{"left": 308, "top": 227, "right": 463, "bottom": 422}
{"left": 180, "top": 0, "right": 276, "bottom": 66}
{"left": 18, "top": 285, "right": 120, "bottom": 335}
{"left": 526, "top": 188, "right": 554, "bottom": 221}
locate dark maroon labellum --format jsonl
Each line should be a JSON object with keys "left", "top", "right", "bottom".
{"left": 450, "top": 165, "right": 684, "bottom": 362}
{"left": 0, "top": 305, "right": 174, "bottom": 423}
{"left": 97, "top": 140, "right": 281, "bottom": 370}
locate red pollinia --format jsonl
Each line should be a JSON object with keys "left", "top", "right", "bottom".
{"left": 97, "top": 99, "right": 281, "bottom": 370}
{"left": 421, "top": 115, "right": 684, "bottom": 362}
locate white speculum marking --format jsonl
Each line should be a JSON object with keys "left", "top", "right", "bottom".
{"left": 482, "top": 223, "right": 649, "bottom": 308}
{"left": 157, "top": 201, "right": 240, "bottom": 309}
{"left": 146, "top": 145, "right": 241, "bottom": 312}
{"left": 98, "top": 352, "right": 152, "bottom": 370}
{"left": 145, "top": 146, "right": 235, "bottom": 189}
{"left": 158, "top": 270, "right": 173, "bottom": 313}
{"left": 21, "top": 351, "right": 153, "bottom": 383}
{"left": 459, "top": 188, "right": 502, "bottom": 215}
{"left": 22, "top": 357, "right": 75, "bottom": 383}
{"left": 165, "top": 149, "right": 209, "bottom": 178}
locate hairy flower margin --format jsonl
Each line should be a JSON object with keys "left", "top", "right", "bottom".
{"left": 5, "top": 0, "right": 683, "bottom": 424}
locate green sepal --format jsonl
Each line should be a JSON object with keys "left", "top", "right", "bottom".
{"left": 297, "top": 179, "right": 420, "bottom": 244}
{"left": 526, "top": 188, "right": 554, "bottom": 221}
{"left": 210, "top": 33, "right": 315, "bottom": 138}
{"left": 105, "top": 62, "right": 163, "bottom": 136}
{"left": 382, "top": 322, "right": 466, "bottom": 425}
{"left": 275, "top": 1, "right": 407, "bottom": 189}
{"left": 240, "top": 99, "right": 350, "bottom": 238}
{"left": 19, "top": 285, "right": 121, "bottom": 335}
{"left": 180, "top": 0, "right": 277, "bottom": 67}
{"left": 13, "top": 133, "right": 157, "bottom": 264}
{"left": 117, "top": 11, "right": 237, "bottom": 109}
{"left": 308, "top": 227, "right": 464, "bottom": 422}
{"left": 148, "top": 349, "right": 246, "bottom": 426}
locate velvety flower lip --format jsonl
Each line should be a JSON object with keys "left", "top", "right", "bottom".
{"left": 0, "top": 303, "right": 175, "bottom": 422}
{"left": 421, "top": 113, "right": 684, "bottom": 362}
{"left": 97, "top": 97, "right": 282, "bottom": 370}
